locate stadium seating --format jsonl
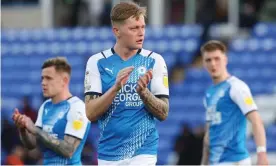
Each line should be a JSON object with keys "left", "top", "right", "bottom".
{"left": 1, "top": 24, "right": 276, "bottom": 164}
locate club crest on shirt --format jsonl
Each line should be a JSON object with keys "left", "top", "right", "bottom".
{"left": 218, "top": 90, "right": 225, "bottom": 97}
{"left": 211, "top": 89, "right": 225, "bottom": 105}
{"left": 58, "top": 112, "right": 65, "bottom": 119}
{"left": 137, "top": 66, "right": 147, "bottom": 75}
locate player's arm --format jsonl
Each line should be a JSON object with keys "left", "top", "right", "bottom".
{"left": 15, "top": 112, "right": 78, "bottom": 156}
{"left": 35, "top": 101, "right": 90, "bottom": 158}
{"left": 13, "top": 109, "right": 37, "bottom": 149}
{"left": 139, "top": 88, "right": 169, "bottom": 121}
{"left": 23, "top": 116, "right": 80, "bottom": 158}
{"left": 246, "top": 111, "right": 268, "bottom": 163}
{"left": 19, "top": 128, "right": 37, "bottom": 149}
{"left": 84, "top": 56, "right": 134, "bottom": 121}
{"left": 35, "top": 130, "right": 80, "bottom": 158}
{"left": 201, "top": 123, "right": 210, "bottom": 165}
{"left": 137, "top": 54, "right": 169, "bottom": 121}
{"left": 85, "top": 87, "right": 118, "bottom": 122}
{"left": 26, "top": 102, "right": 90, "bottom": 158}
{"left": 230, "top": 83, "right": 268, "bottom": 165}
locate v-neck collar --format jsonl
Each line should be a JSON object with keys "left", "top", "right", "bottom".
{"left": 111, "top": 47, "right": 142, "bottom": 62}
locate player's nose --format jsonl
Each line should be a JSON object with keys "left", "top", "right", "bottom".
{"left": 41, "top": 80, "right": 46, "bottom": 86}
{"left": 138, "top": 28, "right": 144, "bottom": 36}
{"left": 210, "top": 60, "right": 216, "bottom": 67}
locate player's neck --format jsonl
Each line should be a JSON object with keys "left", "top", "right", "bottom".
{"left": 213, "top": 72, "right": 231, "bottom": 85}
{"left": 51, "top": 89, "right": 72, "bottom": 104}
{"left": 114, "top": 43, "right": 139, "bottom": 61}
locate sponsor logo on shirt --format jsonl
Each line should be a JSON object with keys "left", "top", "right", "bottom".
{"left": 105, "top": 67, "right": 113, "bottom": 74}
{"left": 43, "top": 125, "right": 58, "bottom": 138}
{"left": 207, "top": 105, "right": 222, "bottom": 125}
{"left": 114, "top": 84, "right": 143, "bottom": 108}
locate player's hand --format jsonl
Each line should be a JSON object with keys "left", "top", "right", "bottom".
{"left": 115, "top": 66, "right": 134, "bottom": 91}
{"left": 24, "top": 116, "right": 37, "bottom": 135}
{"left": 12, "top": 108, "right": 26, "bottom": 129}
{"left": 257, "top": 152, "right": 268, "bottom": 165}
{"left": 136, "top": 69, "right": 153, "bottom": 94}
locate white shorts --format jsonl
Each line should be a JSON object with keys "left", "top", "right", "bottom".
{"left": 98, "top": 155, "right": 157, "bottom": 166}
{"left": 216, "top": 157, "right": 251, "bottom": 166}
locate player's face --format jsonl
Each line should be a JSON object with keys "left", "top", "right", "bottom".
{"left": 41, "top": 66, "right": 65, "bottom": 98}
{"left": 203, "top": 50, "right": 228, "bottom": 79}
{"left": 116, "top": 15, "right": 145, "bottom": 49}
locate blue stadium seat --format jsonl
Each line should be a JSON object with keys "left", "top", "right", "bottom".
{"left": 185, "top": 68, "right": 211, "bottom": 83}
{"left": 252, "top": 23, "right": 276, "bottom": 38}
{"left": 162, "top": 51, "right": 177, "bottom": 69}
{"left": 266, "top": 125, "right": 276, "bottom": 138}
{"left": 247, "top": 137, "right": 255, "bottom": 152}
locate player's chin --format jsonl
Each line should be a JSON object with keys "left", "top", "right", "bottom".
{"left": 134, "top": 42, "right": 143, "bottom": 49}
{"left": 211, "top": 73, "right": 220, "bottom": 79}
{"left": 42, "top": 92, "right": 50, "bottom": 98}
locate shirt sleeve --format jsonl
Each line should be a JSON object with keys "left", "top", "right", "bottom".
{"left": 64, "top": 101, "right": 90, "bottom": 139}
{"left": 230, "top": 81, "right": 258, "bottom": 115}
{"left": 35, "top": 101, "right": 47, "bottom": 128}
{"left": 150, "top": 53, "right": 169, "bottom": 97}
{"left": 84, "top": 54, "right": 102, "bottom": 95}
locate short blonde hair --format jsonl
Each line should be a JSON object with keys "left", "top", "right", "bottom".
{"left": 110, "top": 2, "right": 147, "bottom": 25}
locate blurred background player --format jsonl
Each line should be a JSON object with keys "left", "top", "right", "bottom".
{"left": 12, "top": 57, "right": 91, "bottom": 165}
{"left": 200, "top": 40, "right": 268, "bottom": 165}
{"left": 84, "top": 2, "right": 169, "bottom": 165}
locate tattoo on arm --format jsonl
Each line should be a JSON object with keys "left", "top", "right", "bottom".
{"left": 19, "top": 129, "right": 37, "bottom": 149}
{"left": 85, "top": 94, "right": 100, "bottom": 104}
{"left": 35, "top": 128, "right": 80, "bottom": 158}
{"left": 139, "top": 89, "right": 169, "bottom": 121}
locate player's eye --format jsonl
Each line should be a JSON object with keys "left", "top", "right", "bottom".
{"left": 42, "top": 76, "right": 52, "bottom": 80}
{"left": 215, "top": 57, "right": 220, "bottom": 61}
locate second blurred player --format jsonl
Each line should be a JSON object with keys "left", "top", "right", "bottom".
{"left": 200, "top": 40, "right": 268, "bottom": 165}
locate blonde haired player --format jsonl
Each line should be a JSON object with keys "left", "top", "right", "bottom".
{"left": 84, "top": 2, "right": 169, "bottom": 165}
{"left": 200, "top": 40, "right": 268, "bottom": 165}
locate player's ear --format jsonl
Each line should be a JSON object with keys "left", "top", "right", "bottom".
{"left": 224, "top": 54, "right": 228, "bottom": 64}
{"left": 112, "top": 26, "right": 120, "bottom": 38}
{"left": 63, "top": 73, "right": 70, "bottom": 85}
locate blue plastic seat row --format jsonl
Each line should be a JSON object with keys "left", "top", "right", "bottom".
{"left": 2, "top": 39, "right": 199, "bottom": 56}
{"left": 1, "top": 25, "right": 203, "bottom": 42}
{"left": 252, "top": 23, "right": 276, "bottom": 37}
{"left": 230, "top": 38, "right": 276, "bottom": 52}
{"left": 228, "top": 53, "right": 276, "bottom": 65}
